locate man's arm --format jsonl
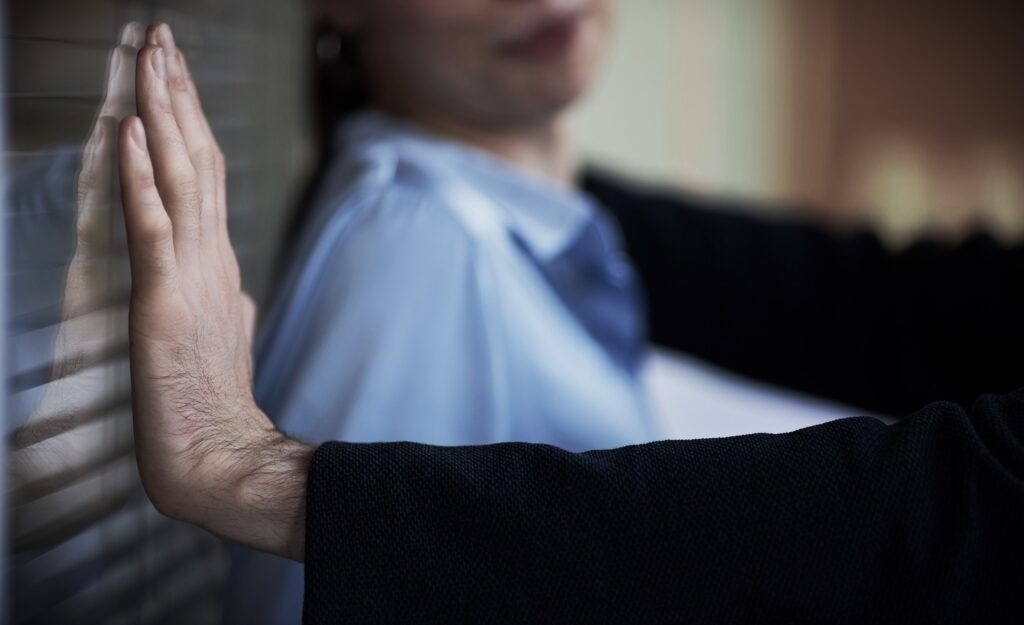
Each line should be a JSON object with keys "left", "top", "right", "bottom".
{"left": 586, "top": 171, "right": 1024, "bottom": 415}
{"left": 303, "top": 390, "right": 1024, "bottom": 623}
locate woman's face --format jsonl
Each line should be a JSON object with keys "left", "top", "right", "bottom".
{"left": 322, "top": 0, "right": 612, "bottom": 129}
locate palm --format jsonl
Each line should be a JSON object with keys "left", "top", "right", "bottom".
{"left": 117, "top": 25, "right": 261, "bottom": 527}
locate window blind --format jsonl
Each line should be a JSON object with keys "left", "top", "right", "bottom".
{"left": 4, "top": 1, "right": 309, "bottom": 622}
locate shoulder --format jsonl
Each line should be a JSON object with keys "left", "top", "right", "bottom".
{"left": 334, "top": 142, "right": 507, "bottom": 253}
{"left": 308, "top": 152, "right": 508, "bottom": 300}
{"left": 330, "top": 183, "right": 475, "bottom": 280}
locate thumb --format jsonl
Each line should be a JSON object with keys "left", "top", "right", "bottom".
{"left": 119, "top": 116, "right": 177, "bottom": 294}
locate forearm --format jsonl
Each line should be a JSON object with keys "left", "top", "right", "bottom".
{"left": 304, "top": 391, "right": 1024, "bottom": 622}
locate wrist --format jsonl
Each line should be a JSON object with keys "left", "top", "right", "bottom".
{"left": 231, "top": 431, "right": 315, "bottom": 561}
{"left": 160, "top": 405, "right": 314, "bottom": 562}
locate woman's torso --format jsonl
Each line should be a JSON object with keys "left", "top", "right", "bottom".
{"left": 255, "top": 110, "right": 657, "bottom": 450}
{"left": 226, "top": 111, "right": 660, "bottom": 625}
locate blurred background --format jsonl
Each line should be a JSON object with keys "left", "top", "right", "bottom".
{"left": 574, "top": 0, "right": 1024, "bottom": 245}
{"left": 2, "top": 0, "right": 1022, "bottom": 623}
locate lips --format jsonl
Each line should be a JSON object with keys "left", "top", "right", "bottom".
{"left": 496, "top": 13, "right": 584, "bottom": 62}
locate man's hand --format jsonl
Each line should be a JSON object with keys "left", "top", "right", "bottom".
{"left": 119, "top": 23, "right": 311, "bottom": 561}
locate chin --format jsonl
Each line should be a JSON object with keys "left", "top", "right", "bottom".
{"left": 531, "top": 68, "right": 593, "bottom": 114}
{"left": 531, "top": 33, "right": 604, "bottom": 115}
{"left": 498, "top": 61, "right": 596, "bottom": 122}
{"left": 534, "top": 82, "right": 588, "bottom": 117}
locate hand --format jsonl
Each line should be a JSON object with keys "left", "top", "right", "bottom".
{"left": 9, "top": 23, "right": 144, "bottom": 550}
{"left": 118, "top": 23, "right": 310, "bottom": 561}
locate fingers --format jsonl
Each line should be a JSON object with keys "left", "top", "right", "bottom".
{"left": 158, "top": 27, "right": 227, "bottom": 254}
{"left": 151, "top": 25, "right": 220, "bottom": 178}
{"left": 172, "top": 51, "right": 226, "bottom": 209}
{"left": 119, "top": 116, "right": 177, "bottom": 292}
{"left": 179, "top": 43, "right": 239, "bottom": 288}
{"left": 133, "top": 21, "right": 242, "bottom": 293}
{"left": 150, "top": 25, "right": 220, "bottom": 165}
{"left": 99, "top": 45, "right": 140, "bottom": 120}
{"left": 150, "top": 23, "right": 239, "bottom": 287}
{"left": 135, "top": 43, "right": 203, "bottom": 259}
{"left": 77, "top": 30, "right": 142, "bottom": 256}
{"left": 75, "top": 116, "right": 118, "bottom": 255}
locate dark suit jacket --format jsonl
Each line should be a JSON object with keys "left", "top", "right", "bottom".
{"left": 585, "top": 169, "right": 1024, "bottom": 415}
{"left": 302, "top": 173, "right": 1024, "bottom": 623}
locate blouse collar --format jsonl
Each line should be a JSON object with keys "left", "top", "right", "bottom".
{"left": 336, "top": 109, "right": 593, "bottom": 262}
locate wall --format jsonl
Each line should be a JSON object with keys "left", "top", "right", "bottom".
{"left": 572, "top": 0, "right": 1024, "bottom": 244}
{"left": 785, "top": 0, "right": 1024, "bottom": 243}
{"left": 571, "top": 0, "right": 792, "bottom": 204}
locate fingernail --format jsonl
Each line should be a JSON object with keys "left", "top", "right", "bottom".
{"left": 129, "top": 118, "right": 146, "bottom": 150}
{"left": 157, "top": 23, "right": 177, "bottom": 55}
{"left": 120, "top": 21, "right": 143, "bottom": 47}
{"left": 152, "top": 47, "right": 166, "bottom": 79}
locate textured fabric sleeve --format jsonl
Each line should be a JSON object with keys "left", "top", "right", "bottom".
{"left": 584, "top": 170, "right": 1024, "bottom": 416}
{"left": 303, "top": 389, "right": 1024, "bottom": 624}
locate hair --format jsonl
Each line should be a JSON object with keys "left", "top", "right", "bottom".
{"left": 278, "top": 20, "right": 369, "bottom": 271}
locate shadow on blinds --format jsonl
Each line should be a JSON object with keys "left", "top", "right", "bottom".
{"left": 5, "top": 18, "right": 226, "bottom": 625}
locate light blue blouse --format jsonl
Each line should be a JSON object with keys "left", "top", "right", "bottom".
{"left": 226, "top": 111, "right": 661, "bottom": 624}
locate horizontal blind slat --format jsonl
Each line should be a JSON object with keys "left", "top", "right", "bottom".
{"left": 36, "top": 529, "right": 221, "bottom": 625}
{"left": 12, "top": 457, "right": 139, "bottom": 552}
{"left": 9, "top": 344, "right": 129, "bottom": 393}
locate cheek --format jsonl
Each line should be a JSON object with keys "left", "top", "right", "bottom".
{"left": 572, "top": 11, "right": 610, "bottom": 84}
{"left": 506, "top": 15, "right": 608, "bottom": 103}
{"left": 413, "top": 35, "right": 497, "bottom": 110}
{"left": 362, "top": 9, "right": 484, "bottom": 97}
{"left": 387, "top": 4, "right": 491, "bottom": 77}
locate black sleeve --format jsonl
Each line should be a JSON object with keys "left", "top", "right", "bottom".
{"left": 583, "top": 170, "right": 1024, "bottom": 416}
{"left": 303, "top": 390, "right": 1024, "bottom": 624}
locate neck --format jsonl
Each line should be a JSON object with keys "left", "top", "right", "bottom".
{"left": 378, "top": 105, "right": 577, "bottom": 189}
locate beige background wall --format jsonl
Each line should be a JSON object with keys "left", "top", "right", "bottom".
{"left": 571, "top": 0, "right": 792, "bottom": 204}
{"left": 571, "top": 0, "right": 1024, "bottom": 245}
